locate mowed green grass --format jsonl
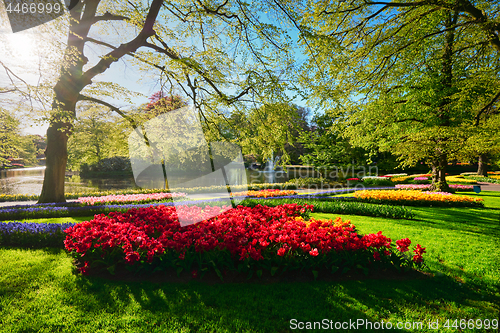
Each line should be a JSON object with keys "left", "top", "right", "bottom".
{"left": 0, "top": 192, "right": 499, "bottom": 332}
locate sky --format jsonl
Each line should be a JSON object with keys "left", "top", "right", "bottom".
{"left": 0, "top": 3, "right": 164, "bottom": 137}
{"left": 0, "top": 2, "right": 308, "bottom": 137}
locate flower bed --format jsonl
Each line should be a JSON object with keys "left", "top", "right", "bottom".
{"left": 243, "top": 198, "right": 415, "bottom": 219}
{"left": 446, "top": 176, "right": 477, "bottom": 184}
{"left": 464, "top": 176, "right": 500, "bottom": 184}
{"left": 0, "top": 221, "right": 76, "bottom": 248}
{"left": 64, "top": 204, "right": 425, "bottom": 278}
{"left": 0, "top": 183, "right": 299, "bottom": 202}
{"left": 395, "top": 184, "right": 474, "bottom": 191}
{"left": 354, "top": 190, "right": 483, "bottom": 207}
{"left": 0, "top": 192, "right": 415, "bottom": 220}
{"left": 78, "top": 192, "right": 187, "bottom": 205}
{"left": 232, "top": 189, "right": 298, "bottom": 198}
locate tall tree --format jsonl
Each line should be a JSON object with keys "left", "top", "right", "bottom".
{"left": 232, "top": 102, "right": 311, "bottom": 165}
{"left": 34, "top": 0, "right": 297, "bottom": 202}
{"left": 299, "top": 113, "right": 370, "bottom": 170}
{"left": 0, "top": 108, "right": 22, "bottom": 166}
{"left": 67, "top": 105, "right": 130, "bottom": 170}
{"left": 297, "top": 0, "right": 500, "bottom": 191}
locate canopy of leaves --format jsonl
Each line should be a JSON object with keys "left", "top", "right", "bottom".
{"left": 297, "top": 0, "right": 500, "bottom": 169}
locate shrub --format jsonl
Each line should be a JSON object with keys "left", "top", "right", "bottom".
{"left": 361, "top": 177, "right": 393, "bottom": 186}
{"left": 464, "top": 176, "right": 500, "bottom": 184}
{"left": 0, "top": 222, "right": 76, "bottom": 248}
{"left": 81, "top": 156, "right": 132, "bottom": 174}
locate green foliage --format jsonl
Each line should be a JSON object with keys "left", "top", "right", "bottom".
{"left": 80, "top": 156, "right": 132, "bottom": 175}
{"left": 299, "top": 113, "right": 370, "bottom": 168}
{"left": 231, "top": 103, "right": 311, "bottom": 165}
{"left": 360, "top": 178, "right": 393, "bottom": 187}
{"left": 67, "top": 105, "right": 129, "bottom": 170}
{"left": 0, "top": 109, "right": 20, "bottom": 166}
{"left": 0, "top": 109, "right": 40, "bottom": 167}
{"left": 298, "top": 1, "right": 500, "bottom": 186}
{"left": 284, "top": 177, "right": 338, "bottom": 187}
{"left": 239, "top": 198, "right": 415, "bottom": 220}
{"left": 465, "top": 176, "right": 500, "bottom": 184}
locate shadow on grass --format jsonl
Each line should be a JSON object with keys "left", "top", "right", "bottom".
{"left": 63, "top": 271, "right": 498, "bottom": 332}
{"left": 1, "top": 247, "right": 498, "bottom": 332}
{"left": 397, "top": 206, "right": 500, "bottom": 237}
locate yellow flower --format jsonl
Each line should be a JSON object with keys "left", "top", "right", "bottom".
{"left": 446, "top": 176, "right": 477, "bottom": 184}
{"left": 354, "top": 190, "right": 482, "bottom": 204}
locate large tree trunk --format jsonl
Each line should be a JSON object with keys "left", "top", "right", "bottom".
{"left": 477, "top": 154, "right": 488, "bottom": 176}
{"left": 39, "top": 123, "right": 71, "bottom": 203}
{"left": 38, "top": 94, "right": 78, "bottom": 203}
{"left": 36, "top": 0, "right": 162, "bottom": 203}
{"left": 429, "top": 12, "right": 457, "bottom": 194}
{"left": 430, "top": 153, "right": 451, "bottom": 192}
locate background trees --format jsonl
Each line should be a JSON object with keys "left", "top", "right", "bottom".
{"left": 229, "top": 103, "right": 311, "bottom": 165}
{"left": 67, "top": 105, "right": 129, "bottom": 170}
{"left": 0, "top": 108, "right": 41, "bottom": 167}
{"left": 298, "top": 0, "right": 500, "bottom": 190}
{"left": 299, "top": 113, "right": 368, "bottom": 170}
{"left": 0, "top": 109, "right": 23, "bottom": 166}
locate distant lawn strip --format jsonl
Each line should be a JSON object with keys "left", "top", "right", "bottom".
{"left": 239, "top": 197, "right": 415, "bottom": 219}
{"left": 465, "top": 175, "right": 500, "bottom": 184}
{"left": 0, "top": 196, "right": 499, "bottom": 332}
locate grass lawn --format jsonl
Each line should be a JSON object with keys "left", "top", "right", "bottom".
{"left": 0, "top": 192, "right": 499, "bottom": 332}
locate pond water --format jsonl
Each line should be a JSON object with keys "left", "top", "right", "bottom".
{"left": 0, "top": 166, "right": 317, "bottom": 195}
{"left": 0, "top": 167, "right": 136, "bottom": 195}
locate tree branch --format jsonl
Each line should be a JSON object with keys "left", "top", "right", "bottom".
{"left": 475, "top": 88, "right": 500, "bottom": 126}
{"left": 77, "top": 94, "right": 139, "bottom": 130}
{"left": 80, "top": 0, "right": 164, "bottom": 87}
{"left": 90, "top": 11, "right": 130, "bottom": 24}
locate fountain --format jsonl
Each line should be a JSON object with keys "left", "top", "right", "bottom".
{"left": 262, "top": 153, "right": 282, "bottom": 183}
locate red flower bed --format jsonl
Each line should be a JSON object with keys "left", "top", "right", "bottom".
{"left": 64, "top": 204, "right": 425, "bottom": 278}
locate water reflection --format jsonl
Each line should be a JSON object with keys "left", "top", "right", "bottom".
{"left": 0, "top": 166, "right": 315, "bottom": 195}
{"left": 0, "top": 167, "right": 136, "bottom": 195}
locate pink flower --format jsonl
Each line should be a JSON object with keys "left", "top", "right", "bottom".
{"left": 396, "top": 238, "right": 411, "bottom": 252}
{"left": 413, "top": 244, "right": 426, "bottom": 256}
{"left": 78, "top": 261, "right": 90, "bottom": 275}
{"left": 412, "top": 255, "right": 423, "bottom": 263}
{"left": 125, "top": 251, "right": 141, "bottom": 264}
{"left": 309, "top": 248, "right": 319, "bottom": 256}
